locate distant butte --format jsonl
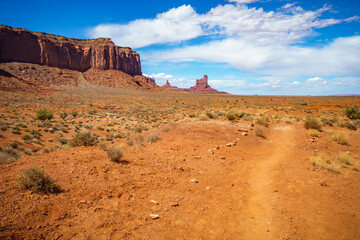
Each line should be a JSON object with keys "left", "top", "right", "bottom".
{"left": 161, "top": 75, "right": 228, "bottom": 95}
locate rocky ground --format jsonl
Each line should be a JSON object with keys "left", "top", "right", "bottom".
{"left": 0, "top": 89, "right": 359, "bottom": 239}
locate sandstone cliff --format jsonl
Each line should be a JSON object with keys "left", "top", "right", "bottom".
{"left": 0, "top": 25, "right": 141, "bottom": 76}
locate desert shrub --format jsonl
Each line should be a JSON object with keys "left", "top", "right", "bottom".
{"left": 98, "top": 141, "right": 107, "bottom": 151}
{"left": 22, "top": 134, "right": 33, "bottom": 141}
{"left": 188, "top": 113, "right": 196, "bottom": 118}
{"left": 338, "top": 121, "right": 357, "bottom": 130}
{"left": 88, "top": 110, "right": 97, "bottom": 115}
{"left": 344, "top": 105, "right": 360, "bottom": 120}
{"left": 308, "top": 129, "right": 320, "bottom": 137}
{"left": 205, "top": 111, "right": 217, "bottom": 119}
{"left": 254, "top": 127, "right": 265, "bottom": 138}
{"left": 12, "top": 130, "right": 21, "bottom": 135}
{"left": 18, "top": 167, "right": 59, "bottom": 194}
{"left": 331, "top": 131, "right": 349, "bottom": 145}
{"left": 24, "top": 149, "right": 32, "bottom": 155}
{"left": 97, "top": 126, "right": 105, "bottom": 131}
{"left": 30, "top": 129, "right": 41, "bottom": 139}
{"left": 321, "top": 118, "right": 334, "bottom": 126}
{"left": 256, "top": 116, "right": 269, "bottom": 127}
{"left": 226, "top": 109, "right": 245, "bottom": 120}
{"left": 126, "top": 138, "right": 134, "bottom": 146}
{"left": 58, "top": 138, "right": 68, "bottom": 145}
{"left": 106, "top": 147, "right": 123, "bottom": 163}
{"left": 36, "top": 109, "right": 53, "bottom": 121}
{"left": 304, "top": 117, "right": 322, "bottom": 130}
{"left": 10, "top": 142, "right": 19, "bottom": 149}
{"left": 198, "top": 113, "right": 209, "bottom": 121}
{"left": 135, "top": 135, "right": 145, "bottom": 146}
{"left": 60, "top": 112, "right": 68, "bottom": 121}
{"left": 71, "top": 111, "right": 78, "bottom": 118}
{"left": 145, "top": 132, "right": 161, "bottom": 144}
{"left": 345, "top": 121, "right": 357, "bottom": 130}
{"left": 69, "top": 131, "right": 98, "bottom": 147}
{"left": 243, "top": 115, "right": 253, "bottom": 121}
{"left": 0, "top": 147, "right": 20, "bottom": 164}
{"left": 134, "top": 126, "right": 143, "bottom": 133}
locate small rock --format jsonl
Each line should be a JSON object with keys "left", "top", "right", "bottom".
{"left": 273, "top": 189, "right": 279, "bottom": 192}
{"left": 206, "top": 187, "right": 211, "bottom": 190}
{"left": 242, "top": 132, "right": 248, "bottom": 136}
{"left": 319, "top": 181, "right": 327, "bottom": 186}
{"left": 170, "top": 202, "right": 179, "bottom": 207}
{"left": 220, "top": 156, "right": 226, "bottom": 160}
{"left": 190, "top": 179, "right": 198, "bottom": 183}
{"left": 150, "top": 214, "right": 159, "bottom": 219}
{"left": 208, "top": 149, "right": 214, "bottom": 154}
{"left": 193, "top": 155, "right": 201, "bottom": 159}
{"left": 150, "top": 200, "right": 159, "bottom": 205}
{"left": 226, "top": 143, "right": 236, "bottom": 147}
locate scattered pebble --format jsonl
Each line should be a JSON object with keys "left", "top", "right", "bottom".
{"left": 149, "top": 214, "right": 159, "bottom": 219}
{"left": 206, "top": 186, "right": 211, "bottom": 190}
{"left": 150, "top": 200, "right": 159, "bottom": 205}
{"left": 190, "top": 178, "right": 198, "bottom": 183}
{"left": 208, "top": 149, "right": 214, "bottom": 154}
{"left": 242, "top": 132, "right": 248, "bottom": 136}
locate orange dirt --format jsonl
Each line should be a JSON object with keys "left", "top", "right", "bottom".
{"left": 0, "top": 90, "right": 359, "bottom": 239}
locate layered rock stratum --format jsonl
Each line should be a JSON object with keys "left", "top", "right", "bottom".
{"left": 0, "top": 25, "right": 160, "bottom": 92}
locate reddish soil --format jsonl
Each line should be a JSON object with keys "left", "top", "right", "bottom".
{"left": 1, "top": 119, "right": 359, "bottom": 239}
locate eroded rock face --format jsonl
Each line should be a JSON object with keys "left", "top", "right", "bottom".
{"left": 0, "top": 25, "right": 141, "bottom": 76}
{"left": 161, "top": 75, "right": 228, "bottom": 94}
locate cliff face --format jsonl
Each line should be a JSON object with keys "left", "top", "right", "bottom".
{"left": 0, "top": 25, "right": 141, "bottom": 76}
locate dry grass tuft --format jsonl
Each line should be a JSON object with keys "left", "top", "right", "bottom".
{"left": 310, "top": 152, "right": 359, "bottom": 173}
{"left": 308, "top": 129, "right": 321, "bottom": 137}
{"left": 304, "top": 117, "right": 322, "bottom": 130}
{"left": 254, "top": 126, "right": 265, "bottom": 138}
{"left": 331, "top": 131, "right": 349, "bottom": 145}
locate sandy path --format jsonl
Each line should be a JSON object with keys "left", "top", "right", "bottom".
{"left": 242, "top": 126, "right": 295, "bottom": 239}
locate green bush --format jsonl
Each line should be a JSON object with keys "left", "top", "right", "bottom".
{"left": 106, "top": 147, "right": 123, "bottom": 163}
{"left": 36, "top": 109, "right": 53, "bottom": 121}
{"left": 18, "top": 167, "right": 59, "bottom": 194}
{"left": 344, "top": 105, "right": 360, "bottom": 120}
{"left": 69, "top": 132, "right": 98, "bottom": 147}
{"left": 304, "top": 117, "right": 322, "bottom": 130}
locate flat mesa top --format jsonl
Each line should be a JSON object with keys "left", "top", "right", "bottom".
{"left": 0, "top": 24, "right": 132, "bottom": 50}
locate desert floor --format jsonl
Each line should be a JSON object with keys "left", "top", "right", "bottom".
{"left": 0, "top": 88, "right": 359, "bottom": 239}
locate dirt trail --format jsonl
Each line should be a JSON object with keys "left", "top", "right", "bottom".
{"left": 242, "top": 126, "right": 295, "bottom": 239}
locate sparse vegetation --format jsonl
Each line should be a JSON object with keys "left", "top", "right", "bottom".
{"left": 331, "top": 131, "right": 349, "bottom": 145}
{"left": 0, "top": 147, "right": 20, "bottom": 164}
{"left": 304, "top": 117, "right": 322, "bottom": 130}
{"left": 254, "top": 126, "right": 265, "bottom": 138}
{"left": 344, "top": 105, "right": 360, "bottom": 120}
{"left": 311, "top": 152, "right": 358, "bottom": 173}
{"left": 69, "top": 131, "right": 98, "bottom": 147}
{"left": 226, "top": 109, "right": 245, "bottom": 120}
{"left": 36, "top": 108, "right": 54, "bottom": 121}
{"left": 18, "top": 167, "right": 60, "bottom": 194}
{"left": 106, "top": 147, "right": 123, "bottom": 163}
{"left": 308, "top": 129, "right": 320, "bottom": 137}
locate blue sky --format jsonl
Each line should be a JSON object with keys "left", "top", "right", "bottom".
{"left": 1, "top": 0, "right": 359, "bottom": 95}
